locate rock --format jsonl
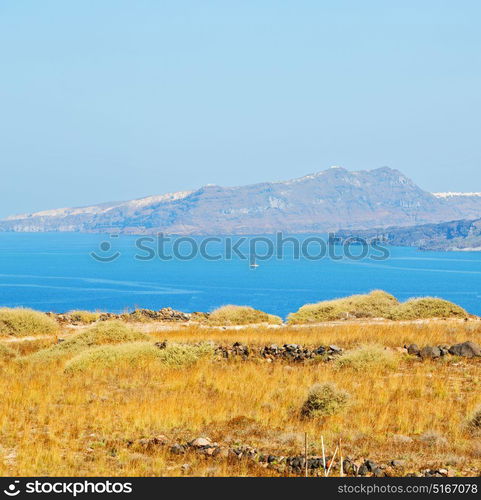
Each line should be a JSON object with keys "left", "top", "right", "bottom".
{"left": 358, "top": 464, "right": 368, "bottom": 476}
{"left": 181, "top": 463, "right": 191, "bottom": 474}
{"left": 170, "top": 444, "right": 185, "bottom": 455}
{"left": 189, "top": 437, "right": 212, "bottom": 448}
{"left": 419, "top": 346, "right": 441, "bottom": 359}
{"left": 438, "top": 468, "right": 448, "bottom": 476}
{"left": 138, "top": 435, "right": 169, "bottom": 448}
{"left": 329, "top": 345, "right": 342, "bottom": 354}
{"left": 449, "top": 341, "right": 481, "bottom": 358}
{"left": 406, "top": 344, "right": 420, "bottom": 355}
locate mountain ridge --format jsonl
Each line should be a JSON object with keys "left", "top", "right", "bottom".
{"left": 2, "top": 166, "right": 481, "bottom": 235}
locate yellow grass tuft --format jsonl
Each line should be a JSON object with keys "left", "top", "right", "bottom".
{"left": 206, "top": 305, "right": 282, "bottom": 325}
{"left": 0, "top": 307, "right": 59, "bottom": 337}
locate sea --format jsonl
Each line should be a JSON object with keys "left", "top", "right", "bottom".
{"left": 1, "top": 232, "right": 481, "bottom": 319}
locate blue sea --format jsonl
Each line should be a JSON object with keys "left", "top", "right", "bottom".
{"left": 1, "top": 232, "right": 481, "bottom": 319}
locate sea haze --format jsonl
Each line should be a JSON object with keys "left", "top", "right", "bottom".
{"left": 1, "top": 233, "right": 481, "bottom": 318}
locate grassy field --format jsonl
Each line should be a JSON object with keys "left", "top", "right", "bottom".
{"left": 0, "top": 318, "right": 480, "bottom": 477}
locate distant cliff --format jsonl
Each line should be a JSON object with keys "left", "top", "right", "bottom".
{"left": 335, "top": 218, "right": 481, "bottom": 251}
{"left": 2, "top": 167, "right": 481, "bottom": 235}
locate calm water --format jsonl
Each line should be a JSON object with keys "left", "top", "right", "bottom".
{"left": 1, "top": 233, "right": 481, "bottom": 318}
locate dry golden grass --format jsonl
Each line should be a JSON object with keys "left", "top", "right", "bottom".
{"left": 147, "top": 319, "right": 481, "bottom": 349}
{"left": 0, "top": 319, "right": 480, "bottom": 476}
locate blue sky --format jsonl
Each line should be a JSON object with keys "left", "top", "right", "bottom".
{"left": 1, "top": 1, "right": 480, "bottom": 217}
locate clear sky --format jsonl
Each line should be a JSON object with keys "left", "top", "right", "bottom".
{"left": 1, "top": 1, "right": 480, "bottom": 217}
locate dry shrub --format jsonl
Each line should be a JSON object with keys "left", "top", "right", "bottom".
{"left": 387, "top": 298, "right": 468, "bottom": 320}
{"left": 335, "top": 344, "right": 397, "bottom": 371}
{"left": 419, "top": 431, "right": 448, "bottom": 448}
{"left": 0, "top": 308, "right": 59, "bottom": 337}
{"left": 65, "top": 341, "right": 214, "bottom": 372}
{"left": 288, "top": 290, "right": 398, "bottom": 324}
{"left": 288, "top": 291, "right": 468, "bottom": 324}
{"left": 207, "top": 305, "right": 282, "bottom": 326}
{"left": 467, "top": 406, "right": 481, "bottom": 433}
{"left": 26, "top": 320, "right": 150, "bottom": 362}
{"left": 300, "top": 382, "right": 350, "bottom": 419}
{"left": 67, "top": 310, "right": 101, "bottom": 324}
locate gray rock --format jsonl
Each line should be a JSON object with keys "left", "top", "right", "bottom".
{"left": 406, "top": 344, "right": 420, "bottom": 355}
{"left": 170, "top": 444, "right": 185, "bottom": 455}
{"left": 449, "top": 341, "right": 481, "bottom": 358}
{"left": 390, "top": 460, "right": 405, "bottom": 468}
{"left": 329, "top": 345, "right": 342, "bottom": 353}
{"left": 189, "top": 437, "right": 212, "bottom": 448}
{"left": 358, "top": 464, "right": 368, "bottom": 476}
{"left": 419, "top": 346, "right": 441, "bottom": 359}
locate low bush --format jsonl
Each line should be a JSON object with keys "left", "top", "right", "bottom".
{"left": 26, "top": 320, "right": 150, "bottom": 362}
{"left": 288, "top": 290, "right": 398, "bottom": 324}
{"left": 206, "top": 305, "right": 282, "bottom": 326}
{"left": 67, "top": 310, "right": 101, "bottom": 324}
{"left": 335, "top": 344, "right": 397, "bottom": 371}
{"left": 387, "top": 298, "right": 468, "bottom": 320}
{"left": 65, "top": 341, "right": 215, "bottom": 372}
{"left": 300, "top": 382, "right": 350, "bottom": 419}
{"left": 288, "top": 292, "right": 469, "bottom": 323}
{"left": 0, "top": 308, "right": 59, "bottom": 337}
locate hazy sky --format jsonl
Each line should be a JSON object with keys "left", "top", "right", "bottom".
{"left": 1, "top": 1, "right": 480, "bottom": 217}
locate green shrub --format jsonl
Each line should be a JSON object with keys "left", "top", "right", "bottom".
{"left": 65, "top": 341, "right": 214, "bottom": 372}
{"left": 335, "top": 344, "right": 397, "bottom": 371}
{"left": 206, "top": 305, "right": 282, "bottom": 326}
{"left": 26, "top": 320, "right": 150, "bottom": 362}
{"left": 0, "top": 308, "right": 59, "bottom": 337}
{"left": 288, "top": 290, "right": 398, "bottom": 324}
{"left": 300, "top": 382, "right": 350, "bottom": 419}
{"left": 67, "top": 310, "right": 101, "bottom": 324}
{"left": 387, "top": 298, "right": 468, "bottom": 320}
{"left": 0, "top": 343, "right": 16, "bottom": 360}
